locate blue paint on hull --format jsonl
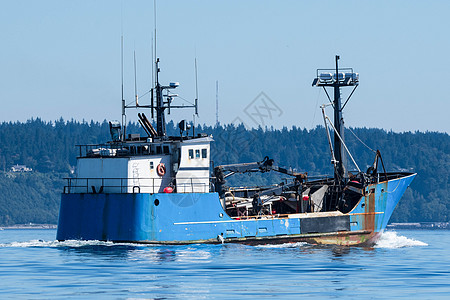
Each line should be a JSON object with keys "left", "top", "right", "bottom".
{"left": 348, "top": 173, "right": 416, "bottom": 233}
{"left": 57, "top": 174, "right": 416, "bottom": 245}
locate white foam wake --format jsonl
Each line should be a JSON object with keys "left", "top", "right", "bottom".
{"left": 0, "top": 240, "right": 147, "bottom": 248}
{"left": 0, "top": 232, "right": 428, "bottom": 249}
{"left": 375, "top": 231, "right": 428, "bottom": 248}
{"left": 255, "top": 242, "right": 308, "bottom": 248}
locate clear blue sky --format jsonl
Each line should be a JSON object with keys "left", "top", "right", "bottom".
{"left": 1, "top": 0, "right": 449, "bottom": 133}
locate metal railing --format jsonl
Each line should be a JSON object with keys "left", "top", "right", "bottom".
{"left": 63, "top": 177, "right": 212, "bottom": 194}
{"left": 76, "top": 141, "right": 172, "bottom": 158}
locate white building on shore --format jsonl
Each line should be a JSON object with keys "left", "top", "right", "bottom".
{"left": 10, "top": 164, "right": 32, "bottom": 172}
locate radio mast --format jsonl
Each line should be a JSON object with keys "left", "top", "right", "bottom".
{"left": 216, "top": 80, "right": 219, "bottom": 126}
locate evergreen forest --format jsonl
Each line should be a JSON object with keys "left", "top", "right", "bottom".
{"left": 0, "top": 118, "right": 448, "bottom": 225}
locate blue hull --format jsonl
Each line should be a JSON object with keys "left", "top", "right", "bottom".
{"left": 57, "top": 174, "right": 415, "bottom": 246}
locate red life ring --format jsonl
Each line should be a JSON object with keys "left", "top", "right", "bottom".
{"left": 157, "top": 163, "right": 166, "bottom": 176}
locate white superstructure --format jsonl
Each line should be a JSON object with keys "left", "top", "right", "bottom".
{"left": 72, "top": 135, "right": 212, "bottom": 194}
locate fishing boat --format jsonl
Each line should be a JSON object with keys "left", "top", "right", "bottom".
{"left": 57, "top": 55, "right": 416, "bottom": 246}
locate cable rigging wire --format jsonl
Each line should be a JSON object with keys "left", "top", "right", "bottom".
{"left": 347, "top": 127, "right": 377, "bottom": 154}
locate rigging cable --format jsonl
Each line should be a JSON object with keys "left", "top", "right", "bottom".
{"left": 310, "top": 89, "right": 322, "bottom": 128}
{"left": 347, "top": 127, "right": 377, "bottom": 154}
{"left": 177, "top": 95, "right": 195, "bottom": 106}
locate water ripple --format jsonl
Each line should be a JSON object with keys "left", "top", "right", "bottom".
{"left": 0, "top": 229, "right": 445, "bottom": 299}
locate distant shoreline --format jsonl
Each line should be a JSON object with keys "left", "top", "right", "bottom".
{"left": 0, "top": 224, "right": 57, "bottom": 230}
{"left": 387, "top": 222, "right": 449, "bottom": 230}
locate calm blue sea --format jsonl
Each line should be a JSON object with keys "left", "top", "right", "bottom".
{"left": 0, "top": 229, "right": 448, "bottom": 299}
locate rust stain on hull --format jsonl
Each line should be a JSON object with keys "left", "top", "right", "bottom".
{"left": 365, "top": 187, "right": 376, "bottom": 232}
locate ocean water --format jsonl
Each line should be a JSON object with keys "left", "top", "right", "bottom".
{"left": 0, "top": 229, "right": 448, "bottom": 299}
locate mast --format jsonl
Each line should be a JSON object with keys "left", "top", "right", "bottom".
{"left": 154, "top": 58, "right": 166, "bottom": 138}
{"left": 333, "top": 56, "right": 346, "bottom": 183}
{"left": 120, "top": 0, "right": 198, "bottom": 140}
{"left": 121, "top": 35, "right": 126, "bottom": 141}
{"left": 121, "top": 56, "right": 196, "bottom": 140}
{"left": 312, "top": 55, "right": 359, "bottom": 185}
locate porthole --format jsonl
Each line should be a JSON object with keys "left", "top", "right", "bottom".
{"left": 154, "top": 199, "right": 160, "bottom": 206}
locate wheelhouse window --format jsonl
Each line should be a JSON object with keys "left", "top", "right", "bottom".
{"left": 163, "top": 145, "right": 170, "bottom": 154}
{"left": 195, "top": 149, "right": 200, "bottom": 158}
{"left": 201, "top": 149, "right": 207, "bottom": 158}
{"left": 188, "top": 149, "right": 194, "bottom": 159}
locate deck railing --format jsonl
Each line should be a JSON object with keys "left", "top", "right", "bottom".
{"left": 75, "top": 141, "right": 171, "bottom": 158}
{"left": 63, "top": 177, "right": 212, "bottom": 194}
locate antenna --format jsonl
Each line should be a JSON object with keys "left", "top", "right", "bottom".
{"left": 121, "top": 35, "right": 126, "bottom": 141}
{"left": 194, "top": 58, "right": 199, "bottom": 116}
{"left": 154, "top": 0, "right": 157, "bottom": 78}
{"left": 193, "top": 114, "right": 196, "bottom": 137}
{"left": 134, "top": 51, "right": 139, "bottom": 106}
{"left": 151, "top": 37, "right": 154, "bottom": 85}
{"left": 216, "top": 80, "right": 219, "bottom": 126}
{"left": 123, "top": 0, "right": 198, "bottom": 139}
{"left": 151, "top": 36, "right": 154, "bottom": 119}
{"left": 152, "top": 0, "right": 157, "bottom": 119}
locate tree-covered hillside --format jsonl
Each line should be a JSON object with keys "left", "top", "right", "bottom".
{"left": 0, "top": 119, "right": 448, "bottom": 225}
